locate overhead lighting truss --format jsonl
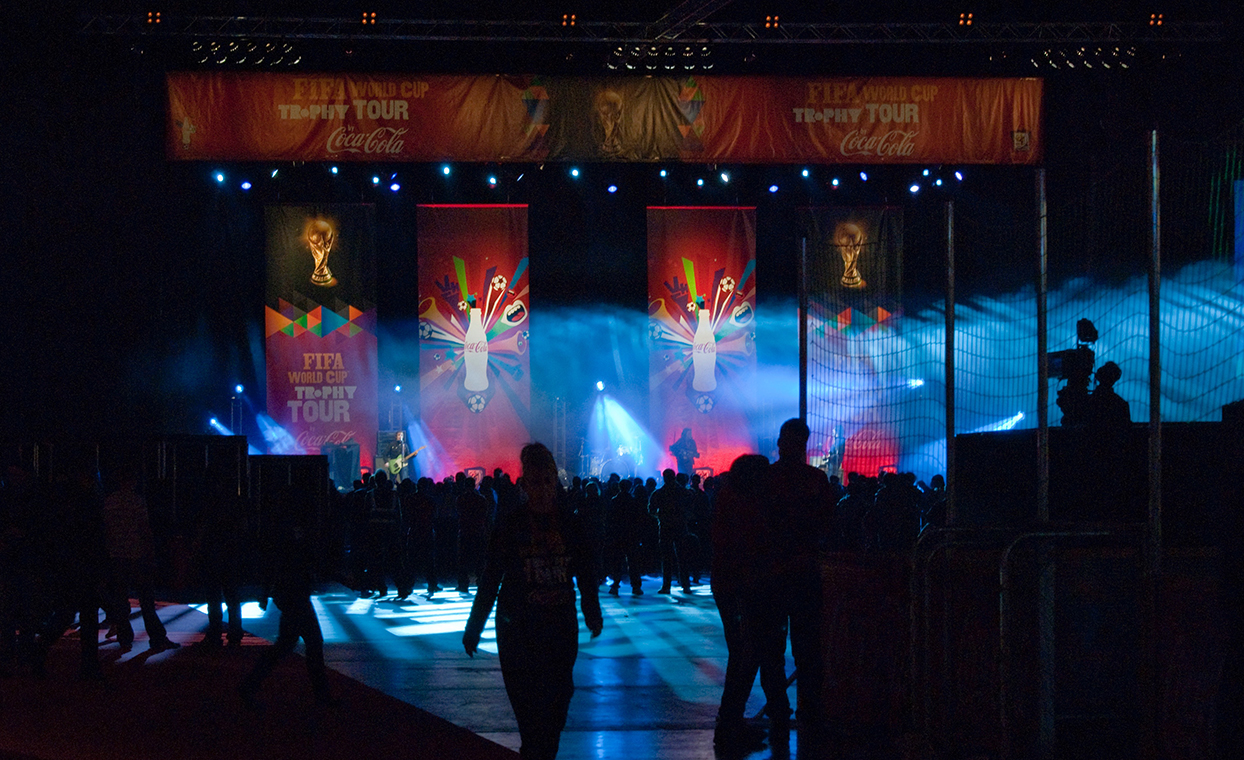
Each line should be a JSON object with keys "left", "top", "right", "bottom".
{"left": 79, "top": 15, "right": 1224, "bottom": 46}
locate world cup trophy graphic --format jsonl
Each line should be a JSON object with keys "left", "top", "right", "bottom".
{"left": 834, "top": 221, "right": 867, "bottom": 290}
{"left": 303, "top": 217, "right": 339, "bottom": 288}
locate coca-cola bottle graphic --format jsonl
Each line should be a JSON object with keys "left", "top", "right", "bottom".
{"left": 463, "top": 307, "right": 489, "bottom": 391}
{"left": 691, "top": 303, "right": 717, "bottom": 392}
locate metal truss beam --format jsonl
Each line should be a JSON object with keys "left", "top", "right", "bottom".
{"left": 79, "top": 16, "right": 1224, "bottom": 46}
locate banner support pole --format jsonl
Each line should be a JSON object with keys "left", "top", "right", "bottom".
{"left": 799, "top": 237, "right": 808, "bottom": 425}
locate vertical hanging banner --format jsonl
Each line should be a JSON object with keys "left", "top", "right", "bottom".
{"left": 803, "top": 208, "right": 904, "bottom": 480}
{"left": 417, "top": 205, "right": 531, "bottom": 478}
{"left": 649, "top": 207, "right": 757, "bottom": 477}
{"left": 265, "top": 206, "right": 378, "bottom": 475}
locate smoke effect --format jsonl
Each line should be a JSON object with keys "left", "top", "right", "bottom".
{"left": 153, "top": 263, "right": 1241, "bottom": 486}
{"left": 812, "top": 260, "right": 1244, "bottom": 481}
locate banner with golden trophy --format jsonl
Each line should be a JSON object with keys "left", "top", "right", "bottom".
{"left": 265, "top": 205, "right": 378, "bottom": 478}
{"left": 802, "top": 207, "right": 904, "bottom": 480}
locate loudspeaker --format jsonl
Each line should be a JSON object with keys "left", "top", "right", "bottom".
{"left": 321, "top": 442, "right": 360, "bottom": 490}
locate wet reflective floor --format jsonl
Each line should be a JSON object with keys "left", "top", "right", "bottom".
{"left": 234, "top": 576, "right": 804, "bottom": 760}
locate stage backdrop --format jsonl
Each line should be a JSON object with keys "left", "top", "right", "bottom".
{"left": 417, "top": 205, "right": 531, "bottom": 478}
{"left": 803, "top": 208, "right": 905, "bottom": 481}
{"left": 265, "top": 205, "right": 378, "bottom": 475}
{"left": 649, "top": 207, "right": 757, "bottom": 477}
{"left": 167, "top": 73, "right": 1042, "bottom": 164}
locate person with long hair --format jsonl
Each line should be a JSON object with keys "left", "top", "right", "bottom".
{"left": 463, "top": 443, "right": 603, "bottom": 760}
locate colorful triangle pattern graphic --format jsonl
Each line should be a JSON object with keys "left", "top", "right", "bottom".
{"left": 265, "top": 302, "right": 371, "bottom": 338}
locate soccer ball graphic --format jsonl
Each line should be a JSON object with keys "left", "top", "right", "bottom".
{"left": 696, "top": 394, "right": 715, "bottom": 413}
{"left": 491, "top": 275, "right": 508, "bottom": 292}
{"left": 419, "top": 322, "right": 434, "bottom": 339}
{"left": 720, "top": 277, "right": 735, "bottom": 293}
{"left": 648, "top": 323, "right": 663, "bottom": 341}
{"left": 458, "top": 300, "right": 469, "bottom": 312}
{"left": 467, "top": 394, "right": 487, "bottom": 413}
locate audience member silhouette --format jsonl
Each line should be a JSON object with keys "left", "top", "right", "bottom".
{"left": 192, "top": 476, "right": 246, "bottom": 649}
{"left": 463, "top": 443, "right": 603, "bottom": 760}
{"left": 239, "top": 486, "right": 335, "bottom": 707}
{"left": 457, "top": 476, "right": 491, "bottom": 593}
{"left": 712, "top": 454, "right": 790, "bottom": 754}
{"left": 34, "top": 467, "right": 111, "bottom": 680}
{"left": 606, "top": 478, "right": 644, "bottom": 596}
{"left": 404, "top": 477, "right": 441, "bottom": 595}
{"left": 649, "top": 469, "right": 692, "bottom": 594}
{"left": 768, "top": 418, "right": 833, "bottom": 739}
{"left": 360, "top": 470, "right": 403, "bottom": 598}
{"left": 102, "top": 468, "right": 179, "bottom": 653}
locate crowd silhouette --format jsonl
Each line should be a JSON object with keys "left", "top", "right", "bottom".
{"left": 1, "top": 424, "right": 957, "bottom": 759}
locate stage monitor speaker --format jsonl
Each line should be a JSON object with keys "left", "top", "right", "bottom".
{"left": 321, "top": 442, "right": 360, "bottom": 490}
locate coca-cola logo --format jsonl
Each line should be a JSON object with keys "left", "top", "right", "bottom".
{"left": 840, "top": 129, "right": 917, "bottom": 158}
{"left": 693, "top": 342, "right": 716, "bottom": 354}
{"left": 326, "top": 126, "right": 408, "bottom": 155}
{"left": 295, "top": 429, "right": 358, "bottom": 449}
{"left": 465, "top": 340, "right": 488, "bottom": 353}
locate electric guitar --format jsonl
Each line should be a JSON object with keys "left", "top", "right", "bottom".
{"left": 386, "top": 445, "right": 427, "bottom": 477}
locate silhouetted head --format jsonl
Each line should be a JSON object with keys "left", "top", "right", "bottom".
{"left": 662, "top": 468, "right": 676, "bottom": 485}
{"left": 1096, "top": 361, "right": 1121, "bottom": 388}
{"left": 520, "top": 442, "right": 560, "bottom": 513}
{"left": 725, "top": 454, "right": 770, "bottom": 499}
{"left": 777, "top": 418, "right": 811, "bottom": 461}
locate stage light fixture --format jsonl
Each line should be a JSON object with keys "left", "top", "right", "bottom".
{"left": 147, "top": 11, "right": 161, "bottom": 25}
{"left": 214, "top": 172, "right": 225, "bottom": 183}
{"left": 859, "top": 172, "right": 868, "bottom": 181}
{"left": 832, "top": 178, "right": 840, "bottom": 187}
{"left": 235, "top": 384, "right": 244, "bottom": 394}
{"left": 959, "top": 12, "right": 973, "bottom": 26}
{"left": 909, "top": 184, "right": 920, "bottom": 193}
{"left": 720, "top": 172, "right": 730, "bottom": 183}
{"left": 607, "top": 184, "right": 618, "bottom": 193}
{"left": 935, "top": 178, "right": 943, "bottom": 187}
{"left": 362, "top": 11, "right": 377, "bottom": 25}
{"left": 697, "top": 178, "right": 704, "bottom": 187}
{"left": 660, "top": 169, "right": 668, "bottom": 178}
{"left": 955, "top": 171, "right": 964, "bottom": 181}
{"left": 907, "top": 378, "right": 925, "bottom": 389}
{"left": 488, "top": 175, "right": 498, "bottom": 186}
{"left": 441, "top": 165, "right": 451, "bottom": 176}
{"left": 769, "top": 185, "right": 779, "bottom": 193}
{"left": 801, "top": 168, "right": 810, "bottom": 177}
{"left": 390, "top": 182, "right": 400, "bottom": 192}
{"left": 395, "top": 384, "right": 402, "bottom": 393}
{"left": 922, "top": 168, "right": 930, "bottom": 176}
{"left": 241, "top": 181, "right": 252, "bottom": 190}
{"left": 330, "top": 166, "right": 339, "bottom": 175}
{"left": 570, "top": 167, "right": 580, "bottom": 178}
{"left": 372, "top": 175, "right": 381, "bottom": 185}
{"left": 596, "top": 381, "right": 605, "bottom": 391}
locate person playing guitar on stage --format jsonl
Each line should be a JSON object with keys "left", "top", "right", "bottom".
{"left": 385, "top": 431, "right": 425, "bottom": 482}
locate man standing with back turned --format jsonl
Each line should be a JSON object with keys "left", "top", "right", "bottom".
{"left": 767, "top": 418, "right": 833, "bottom": 747}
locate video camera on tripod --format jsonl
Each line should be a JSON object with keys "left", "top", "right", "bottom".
{"left": 1048, "top": 318, "right": 1097, "bottom": 426}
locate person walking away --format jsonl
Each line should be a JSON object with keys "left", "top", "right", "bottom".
{"left": 462, "top": 443, "right": 603, "bottom": 760}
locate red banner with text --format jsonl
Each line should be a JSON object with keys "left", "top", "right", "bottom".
{"left": 417, "top": 205, "right": 531, "bottom": 479}
{"left": 649, "top": 207, "right": 757, "bottom": 478}
{"left": 265, "top": 205, "right": 378, "bottom": 476}
{"left": 168, "top": 73, "right": 1042, "bottom": 164}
